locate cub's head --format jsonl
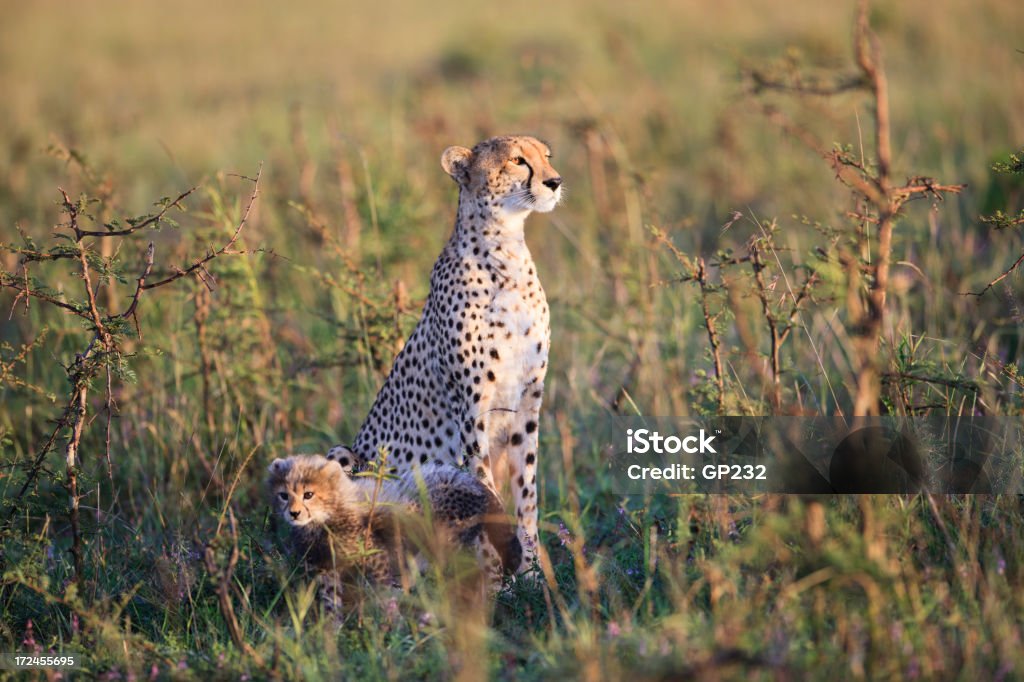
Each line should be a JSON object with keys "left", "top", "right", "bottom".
{"left": 267, "top": 455, "right": 347, "bottom": 527}
{"left": 441, "top": 135, "right": 562, "bottom": 215}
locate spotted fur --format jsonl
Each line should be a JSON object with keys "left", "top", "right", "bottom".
{"left": 267, "top": 455, "right": 398, "bottom": 590}
{"left": 267, "top": 454, "right": 511, "bottom": 608}
{"left": 327, "top": 135, "right": 561, "bottom": 573}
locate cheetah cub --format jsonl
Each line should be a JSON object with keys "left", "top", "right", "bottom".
{"left": 328, "top": 135, "right": 562, "bottom": 574}
{"left": 267, "top": 454, "right": 501, "bottom": 608}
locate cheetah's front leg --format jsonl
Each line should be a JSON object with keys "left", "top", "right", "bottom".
{"left": 506, "top": 380, "right": 543, "bottom": 571}
{"left": 459, "top": 397, "right": 529, "bottom": 586}
{"left": 316, "top": 572, "right": 346, "bottom": 626}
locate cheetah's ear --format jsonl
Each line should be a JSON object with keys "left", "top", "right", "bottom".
{"left": 267, "top": 458, "right": 291, "bottom": 481}
{"left": 441, "top": 146, "right": 473, "bottom": 186}
{"left": 326, "top": 445, "right": 356, "bottom": 473}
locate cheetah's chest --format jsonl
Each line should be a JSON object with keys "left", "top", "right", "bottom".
{"left": 449, "top": 247, "right": 549, "bottom": 367}
{"left": 481, "top": 285, "right": 549, "bottom": 371}
{"left": 428, "top": 244, "right": 549, "bottom": 407}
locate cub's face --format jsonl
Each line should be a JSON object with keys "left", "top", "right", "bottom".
{"left": 267, "top": 456, "right": 342, "bottom": 527}
{"left": 441, "top": 135, "right": 563, "bottom": 215}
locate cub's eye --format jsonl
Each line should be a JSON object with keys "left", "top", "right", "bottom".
{"left": 514, "top": 156, "right": 528, "bottom": 166}
{"left": 277, "top": 492, "right": 288, "bottom": 501}
{"left": 303, "top": 491, "right": 314, "bottom": 500}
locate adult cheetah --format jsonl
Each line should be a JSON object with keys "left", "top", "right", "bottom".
{"left": 329, "top": 135, "right": 562, "bottom": 574}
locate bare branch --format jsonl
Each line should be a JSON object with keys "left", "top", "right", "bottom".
{"left": 892, "top": 178, "right": 967, "bottom": 202}
{"left": 77, "top": 241, "right": 107, "bottom": 340}
{"left": 826, "top": 150, "right": 885, "bottom": 204}
{"left": 7, "top": 246, "right": 81, "bottom": 264}
{"left": 777, "top": 271, "right": 819, "bottom": 346}
{"left": 143, "top": 165, "right": 261, "bottom": 291}
{"left": 75, "top": 187, "right": 197, "bottom": 238}
{"left": 3, "top": 409, "right": 67, "bottom": 523}
{"left": 963, "top": 251, "right": 1024, "bottom": 298}
{"left": 65, "top": 379, "right": 88, "bottom": 584}
{"left": 118, "top": 242, "right": 155, "bottom": 334}
{"left": 650, "top": 226, "right": 725, "bottom": 408}
{"left": 57, "top": 187, "right": 82, "bottom": 238}
{"left": 855, "top": 0, "right": 891, "bottom": 185}
{"left": 747, "top": 69, "right": 866, "bottom": 97}
{"left": 0, "top": 276, "right": 86, "bottom": 317}
{"left": 104, "top": 358, "right": 115, "bottom": 487}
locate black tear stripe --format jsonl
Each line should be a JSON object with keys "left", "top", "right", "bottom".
{"left": 522, "top": 161, "right": 534, "bottom": 194}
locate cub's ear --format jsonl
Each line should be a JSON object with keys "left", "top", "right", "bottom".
{"left": 320, "top": 458, "right": 345, "bottom": 480}
{"left": 441, "top": 146, "right": 473, "bottom": 186}
{"left": 267, "top": 458, "right": 291, "bottom": 485}
{"left": 326, "top": 445, "right": 356, "bottom": 472}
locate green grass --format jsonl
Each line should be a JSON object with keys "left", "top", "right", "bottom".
{"left": 2, "top": 0, "right": 1024, "bottom": 678}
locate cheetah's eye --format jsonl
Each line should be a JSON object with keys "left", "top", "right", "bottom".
{"left": 514, "top": 156, "right": 528, "bottom": 166}
{"left": 303, "top": 491, "right": 314, "bottom": 500}
{"left": 277, "top": 492, "right": 288, "bottom": 501}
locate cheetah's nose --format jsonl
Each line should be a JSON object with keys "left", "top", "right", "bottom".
{"left": 289, "top": 510, "right": 300, "bottom": 519}
{"left": 543, "top": 177, "right": 562, "bottom": 191}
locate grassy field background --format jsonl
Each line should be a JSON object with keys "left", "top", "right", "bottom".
{"left": 2, "top": 0, "right": 1024, "bottom": 678}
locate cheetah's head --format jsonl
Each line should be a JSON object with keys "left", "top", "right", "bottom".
{"left": 267, "top": 454, "right": 347, "bottom": 527}
{"left": 441, "top": 135, "right": 562, "bottom": 215}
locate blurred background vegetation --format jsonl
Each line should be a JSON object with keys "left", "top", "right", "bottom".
{"left": 2, "top": 0, "right": 1024, "bottom": 678}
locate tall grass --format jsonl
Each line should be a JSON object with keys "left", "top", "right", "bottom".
{"left": 2, "top": 0, "right": 1024, "bottom": 678}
